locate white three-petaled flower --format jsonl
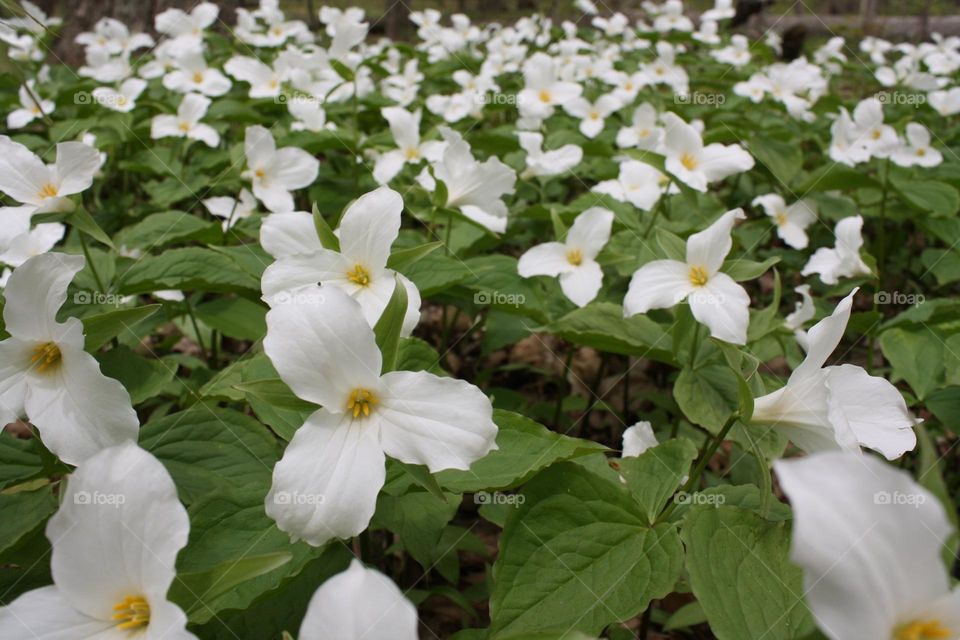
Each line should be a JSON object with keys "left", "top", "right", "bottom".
{"left": 661, "top": 113, "right": 755, "bottom": 192}
{"left": 150, "top": 92, "right": 220, "bottom": 147}
{"left": 517, "top": 207, "right": 613, "bottom": 307}
{"left": 0, "top": 136, "right": 101, "bottom": 214}
{"left": 775, "top": 451, "right": 960, "bottom": 640}
{"left": 751, "top": 289, "right": 918, "bottom": 459}
{"left": 752, "top": 193, "right": 817, "bottom": 250}
{"left": 243, "top": 125, "right": 320, "bottom": 213}
{"left": 624, "top": 209, "right": 751, "bottom": 344}
{"left": 263, "top": 287, "right": 498, "bottom": 546}
{"left": 373, "top": 107, "right": 446, "bottom": 185}
{"left": 0, "top": 253, "right": 139, "bottom": 465}
{"left": 801, "top": 215, "right": 872, "bottom": 285}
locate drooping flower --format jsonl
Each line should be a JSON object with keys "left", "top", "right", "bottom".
{"left": 0, "top": 442, "right": 195, "bottom": 639}
{"left": 783, "top": 284, "right": 815, "bottom": 349}
{"left": 0, "top": 136, "right": 101, "bottom": 214}
{"left": 261, "top": 186, "right": 421, "bottom": 335}
{"left": 751, "top": 193, "right": 817, "bottom": 250}
{"left": 373, "top": 107, "right": 446, "bottom": 185}
{"left": 661, "top": 113, "right": 754, "bottom": 192}
{"left": 517, "top": 131, "right": 583, "bottom": 179}
{"left": 263, "top": 287, "right": 498, "bottom": 546}
{"left": 150, "top": 93, "right": 220, "bottom": 147}
{"left": 563, "top": 94, "right": 621, "bottom": 138}
{"left": 298, "top": 560, "right": 418, "bottom": 640}
{"left": 7, "top": 81, "right": 54, "bottom": 128}
{"left": 155, "top": 2, "right": 218, "bottom": 47}
{"left": 775, "top": 451, "right": 960, "bottom": 640}
{"left": 243, "top": 125, "right": 319, "bottom": 213}
{"left": 616, "top": 103, "right": 663, "bottom": 150}
{"left": 224, "top": 55, "right": 283, "bottom": 98}
{"left": 801, "top": 215, "right": 872, "bottom": 285}
{"left": 751, "top": 290, "right": 918, "bottom": 459}
{"left": 203, "top": 188, "right": 258, "bottom": 230}
{"left": 518, "top": 207, "right": 613, "bottom": 307}
{"left": 624, "top": 209, "right": 751, "bottom": 345}
{"left": 592, "top": 159, "right": 666, "bottom": 211}
{"left": 0, "top": 253, "right": 139, "bottom": 465}
{"left": 91, "top": 77, "right": 147, "bottom": 112}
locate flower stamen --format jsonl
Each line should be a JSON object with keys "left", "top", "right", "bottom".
{"left": 347, "top": 388, "right": 377, "bottom": 418}
{"left": 566, "top": 248, "right": 583, "bottom": 266}
{"left": 38, "top": 183, "right": 58, "bottom": 200}
{"left": 895, "top": 620, "right": 951, "bottom": 640}
{"left": 680, "top": 152, "right": 698, "bottom": 171}
{"left": 689, "top": 265, "right": 709, "bottom": 286}
{"left": 346, "top": 264, "right": 371, "bottom": 286}
{"left": 30, "top": 342, "right": 61, "bottom": 374}
{"left": 112, "top": 595, "right": 150, "bottom": 632}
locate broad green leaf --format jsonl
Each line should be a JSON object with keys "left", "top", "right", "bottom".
{"left": 674, "top": 364, "right": 739, "bottom": 433}
{"left": 118, "top": 248, "right": 260, "bottom": 294}
{"left": 403, "top": 252, "right": 472, "bottom": 296}
{"left": 748, "top": 135, "right": 802, "bottom": 187}
{"left": 97, "top": 346, "right": 176, "bottom": 404}
{"left": 233, "top": 379, "right": 319, "bottom": 412}
{"left": 82, "top": 304, "right": 161, "bottom": 351}
{"left": 373, "top": 276, "right": 408, "bottom": 374}
{"left": 880, "top": 327, "right": 944, "bottom": 400}
{"left": 396, "top": 337, "right": 445, "bottom": 375}
{"left": 113, "top": 211, "right": 221, "bottom": 249}
{"left": 436, "top": 410, "right": 606, "bottom": 493}
{"left": 892, "top": 178, "right": 960, "bottom": 217}
{"left": 373, "top": 490, "right": 460, "bottom": 571}
{"left": 655, "top": 228, "right": 686, "bottom": 261}
{"left": 547, "top": 303, "right": 674, "bottom": 364}
{"left": 682, "top": 505, "right": 814, "bottom": 640}
{"left": 71, "top": 207, "right": 116, "bottom": 248}
{"left": 0, "top": 485, "right": 56, "bottom": 556}
{"left": 618, "top": 438, "right": 698, "bottom": 523}
{"left": 723, "top": 256, "right": 780, "bottom": 282}
{"left": 387, "top": 241, "right": 443, "bottom": 272}
{"left": 194, "top": 296, "right": 267, "bottom": 341}
{"left": 312, "top": 202, "right": 340, "bottom": 251}
{"left": 0, "top": 433, "right": 45, "bottom": 491}
{"left": 489, "top": 462, "right": 684, "bottom": 638}
{"left": 550, "top": 209, "right": 567, "bottom": 240}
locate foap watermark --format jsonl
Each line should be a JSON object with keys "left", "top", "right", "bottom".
{"left": 874, "top": 291, "right": 924, "bottom": 306}
{"left": 874, "top": 490, "right": 926, "bottom": 508}
{"left": 474, "top": 290, "right": 525, "bottom": 308}
{"left": 875, "top": 91, "right": 926, "bottom": 107}
{"left": 685, "top": 290, "right": 726, "bottom": 306}
{"left": 474, "top": 491, "right": 525, "bottom": 506}
{"left": 272, "top": 290, "right": 327, "bottom": 306}
{"left": 73, "top": 490, "right": 126, "bottom": 507}
{"left": 473, "top": 92, "right": 517, "bottom": 107}
{"left": 675, "top": 491, "right": 726, "bottom": 507}
{"left": 274, "top": 90, "right": 321, "bottom": 106}
{"left": 273, "top": 490, "right": 326, "bottom": 505}
{"left": 73, "top": 290, "right": 126, "bottom": 307}
{"left": 675, "top": 92, "right": 726, "bottom": 107}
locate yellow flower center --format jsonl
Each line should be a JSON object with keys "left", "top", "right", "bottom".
{"left": 680, "top": 152, "right": 698, "bottom": 171}
{"left": 38, "top": 183, "right": 58, "bottom": 199}
{"left": 624, "top": 81, "right": 634, "bottom": 90}
{"left": 871, "top": 128, "right": 882, "bottom": 140}
{"left": 269, "top": 78, "right": 279, "bottom": 89}
{"left": 178, "top": 121, "right": 190, "bottom": 132}
{"left": 638, "top": 128, "right": 650, "bottom": 137}
{"left": 346, "top": 264, "right": 371, "bottom": 286}
{"left": 404, "top": 147, "right": 420, "bottom": 160}
{"left": 895, "top": 620, "right": 951, "bottom": 640}
{"left": 271, "top": 25, "right": 283, "bottom": 36}
{"left": 689, "top": 265, "right": 709, "bottom": 286}
{"left": 192, "top": 71, "right": 204, "bottom": 83}
{"left": 589, "top": 110, "right": 600, "bottom": 120}
{"left": 347, "top": 388, "right": 377, "bottom": 418}
{"left": 254, "top": 167, "right": 266, "bottom": 179}
{"left": 916, "top": 148, "right": 927, "bottom": 157}
{"left": 30, "top": 342, "right": 61, "bottom": 374}
{"left": 775, "top": 212, "right": 788, "bottom": 226}
{"left": 112, "top": 595, "right": 150, "bottom": 632}
{"left": 538, "top": 88, "right": 552, "bottom": 103}
{"left": 567, "top": 248, "right": 583, "bottom": 266}
{"left": 117, "top": 95, "right": 128, "bottom": 106}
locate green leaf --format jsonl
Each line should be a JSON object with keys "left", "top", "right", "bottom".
{"left": 723, "top": 256, "right": 780, "bottom": 282}
{"left": 373, "top": 276, "right": 408, "bottom": 374}
{"left": 880, "top": 327, "right": 944, "bottom": 400}
{"left": 681, "top": 506, "right": 814, "bottom": 640}
{"left": 0, "top": 486, "right": 56, "bottom": 556}
{"left": 403, "top": 252, "right": 472, "bottom": 296}
{"left": 96, "top": 346, "right": 176, "bottom": 404}
{"left": 618, "top": 438, "right": 698, "bottom": 523}
{"left": 0, "top": 433, "right": 45, "bottom": 491}
{"left": 113, "top": 211, "right": 221, "bottom": 249}
{"left": 547, "top": 303, "right": 674, "bottom": 364}
{"left": 312, "top": 202, "right": 340, "bottom": 251}
{"left": 373, "top": 490, "right": 460, "bottom": 571}
{"left": 329, "top": 58, "right": 355, "bottom": 81}
{"left": 749, "top": 135, "right": 802, "bottom": 187}
{"left": 674, "top": 364, "right": 739, "bottom": 433}
{"left": 436, "top": 410, "right": 606, "bottom": 493}
{"left": 233, "top": 379, "right": 319, "bottom": 413}
{"left": 656, "top": 228, "right": 687, "bottom": 261}
{"left": 386, "top": 241, "right": 443, "bottom": 272}
{"left": 82, "top": 304, "right": 161, "bottom": 351}
{"left": 194, "top": 296, "right": 267, "bottom": 341}
{"left": 170, "top": 552, "right": 293, "bottom": 622}
{"left": 550, "top": 209, "right": 567, "bottom": 240}
{"left": 70, "top": 207, "right": 116, "bottom": 248}
{"left": 489, "top": 462, "right": 684, "bottom": 638}
{"left": 892, "top": 178, "right": 960, "bottom": 217}
{"left": 118, "top": 248, "right": 260, "bottom": 294}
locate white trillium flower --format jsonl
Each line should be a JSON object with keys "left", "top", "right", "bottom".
{"left": 712, "top": 35, "right": 751, "bottom": 67}
{"left": 150, "top": 93, "right": 220, "bottom": 147}
{"left": 0, "top": 254, "right": 139, "bottom": 465}
{"left": 373, "top": 107, "right": 446, "bottom": 185}
{"left": 224, "top": 55, "right": 283, "bottom": 98}
{"left": 289, "top": 99, "right": 332, "bottom": 133}
{"left": 624, "top": 209, "right": 751, "bottom": 345}
{"left": 751, "top": 290, "right": 919, "bottom": 459}
{"left": 622, "top": 421, "right": 659, "bottom": 457}
{"left": 928, "top": 87, "right": 960, "bottom": 116}
{"left": 0, "top": 136, "right": 101, "bottom": 214}
{"left": 426, "top": 127, "right": 516, "bottom": 233}
{"left": 563, "top": 94, "right": 621, "bottom": 139}
{"left": 203, "top": 188, "right": 258, "bottom": 230}
{"left": 661, "top": 113, "right": 754, "bottom": 192}
{"left": 593, "top": 159, "right": 667, "bottom": 211}
{"left": 517, "top": 52, "right": 583, "bottom": 120}
{"left": 0, "top": 442, "right": 194, "bottom": 638}
{"left": 891, "top": 123, "right": 943, "bottom": 168}
{"left": 702, "top": 0, "right": 735, "bottom": 21}
{"left": 155, "top": 2, "right": 218, "bottom": 47}
{"left": 801, "top": 215, "right": 872, "bottom": 285}
{"left": 261, "top": 187, "right": 422, "bottom": 335}
{"left": 263, "top": 287, "right": 498, "bottom": 546}
{"left": 616, "top": 103, "right": 664, "bottom": 150}
{"left": 243, "top": 125, "right": 320, "bottom": 213}
{"left": 751, "top": 193, "right": 817, "bottom": 249}
{"left": 91, "top": 77, "right": 146, "bottom": 112}
{"left": 693, "top": 20, "right": 721, "bottom": 45}
{"left": 299, "top": 559, "right": 418, "bottom": 640}
{"left": 7, "top": 82, "right": 54, "bottom": 129}
{"left": 162, "top": 47, "right": 231, "bottom": 97}
{"left": 784, "top": 284, "right": 815, "bottom": 349}
{"left": 0, "top": 222, "right": 65, "bottom": 267}
{"left": 517, "top": 131, "right": 582, "bottom": 179}
{"left": 775, "top": 451, "right": 960, "bottom": 640}
{"left": 518, "top": 207, "right": 613, "bottom": 307}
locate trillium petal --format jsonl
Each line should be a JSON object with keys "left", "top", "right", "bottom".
{"left": 0, "top": 336, "right": 31, "bottom": 424}
{"left": 25, "top": 341, "right": 139, "bottom": 465}
{"left": 261, "top": 250, "right": 352, "bottom": 306}
{"left": 299, "top": 559, "right": 418, "bottom": 640}
{"left": 517, "top": 242, "right": 572, "bottom": 278}
{"left": 271, "top": 147, "right": 320, "bottom": 191}
{"left": 49, "top": 442, "right": 190, "bottom": 623}
{"left": 774, "top": 451, "right": 954, "bottom": 640}
{"left": 260, "top": 211, "right": 321, "bottom": 258}
{"left": 338, "top": 186, "right": 403, "bottom": 272}
{"left": 245, "top": 125, "right": 276, "bottom": 170}
{"left": 0, "top": 137, "right": 50, "bottom": 204}
{"left": 624, "top": 259, "right": 693, "bottom": 316}
{"left": 263, "top": 285, "right": 381, "bottom": 408}
{"left": 688, "top": 273, "right": 750, "bottom": 345}
{"left": 54, "top": 142, "right": 101, "bottom": 196}
{"left": 372, "top": 149, "right": 406, "bottom": 185}
{"left": 685, "top": 208, "right": 744, "bottom": 275}
{"left": 0, "top": 586, "right": 116, "bottom": 639}
{"left": 3, "top": 252, "right": 84, "bottom": 341}
{"left": 790, "top": 289, "right": 856, "bottom": 382}
{"left": 622, "top": 421, "right": 658, "bottom": 457}
{"left": 824, "top": 364, "right": 918, "bottom": 460}
{"left": 378, "top": 370, "right": 498, "bottom": 472}
{"left": 559, "top": 261, "right": 603, "bottom": 307}
{"left": 697, "top": 143, "right": 754, "bottom": 182}
{"left": 265, "top": 410, "right": 386, "bottom": 547}
{"left": 566, "top": 207, "right": 613, "bottom": 259}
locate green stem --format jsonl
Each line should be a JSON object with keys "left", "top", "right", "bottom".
{"left": 78, "top": 232, "right": 105, "bottom": 292}
{"left": 657, "top": 414, "right": 738, "bottom": 523}
{"left": 554, "top": 349, "right": 575, "bottom": 430}
{"left": 184, "top": 296, "right": 207, "bottom": 357}
{"left": 642, "top": 195, "right": 666, "bottom": 238}
{"left": 688, "top": 320, "right": 701, "bottom": 368}
{"left": 869, "top": 158, "right": 891, "bottom": 375}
